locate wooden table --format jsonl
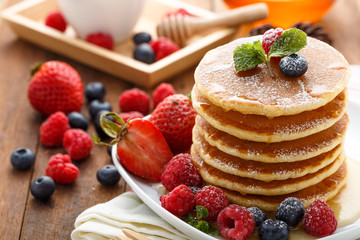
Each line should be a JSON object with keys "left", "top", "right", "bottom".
{"left": 1, "top": 0, "right": 360, "bottom": 239}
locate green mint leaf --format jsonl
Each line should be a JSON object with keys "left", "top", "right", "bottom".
{"left": 196, "top": 206, "right": 209, "bottom": 220}
{"left": 233, "top": 40, "right": 266, "bottom": 73}
{"left": 268, "top": 28, "right": 307, "bottom": 59}
{"left": 196, "top": 221, "right": 209, "bottom": 233}
{"left": 183, "top": 213, "right": 194, "bottom": 223}
{"left": 208, "top": 224, "right": 220, "bottom": 236}
{"left": 188, "top": 219, "right": 198, "bottom": 228}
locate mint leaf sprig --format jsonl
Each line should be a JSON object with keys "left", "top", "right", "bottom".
{"left": 233, "top": 28, "right": 307, "bottom": 78}
{"left": 184, "top": 206, "right": 219, "bottom": 235}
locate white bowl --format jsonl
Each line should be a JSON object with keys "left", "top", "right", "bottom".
{"left": 57, "top": 0, "right": 145, "bottom": 43}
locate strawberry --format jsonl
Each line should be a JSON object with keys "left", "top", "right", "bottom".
{"left": 149, "top": 94, "right": 196, "bottom": 154}
{"left": 28, "top": 61, "right": 84, "bottom": 115}
{"left": 94, "top": 112, "right": 173, "bottom": 181}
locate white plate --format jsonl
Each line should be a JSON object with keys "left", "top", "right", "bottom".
{"left": 112, "top": 99, "right": 360, "bottom": 240}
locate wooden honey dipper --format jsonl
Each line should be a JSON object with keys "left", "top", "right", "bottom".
{"left": 156, "top": 3, "right": 268, "bottom": 46}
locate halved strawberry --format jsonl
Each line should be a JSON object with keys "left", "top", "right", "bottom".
{"left": 94, "top": 113, "right": 173, "bottom": 181}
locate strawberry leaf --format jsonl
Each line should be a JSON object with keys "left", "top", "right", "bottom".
{"left": 233, "top": 40, "right": 266, "bottom": 73}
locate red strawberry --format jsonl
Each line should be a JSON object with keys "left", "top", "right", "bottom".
{"left": 28, "top": 61, "right": 84, "bottom": 115}
{"left": 149, "top": 94, "right": 196, "bottom": 153}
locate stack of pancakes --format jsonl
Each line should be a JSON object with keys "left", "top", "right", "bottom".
{"left": 191, "top": 36, "right": 351, "bottom": 211}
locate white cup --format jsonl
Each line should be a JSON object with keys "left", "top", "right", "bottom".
{"left": 57, "top": 0, "right": 146, "bottom": 43}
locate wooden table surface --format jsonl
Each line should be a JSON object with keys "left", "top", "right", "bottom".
{"left": 1, "top": 0, "right": 360, "bottom": 239}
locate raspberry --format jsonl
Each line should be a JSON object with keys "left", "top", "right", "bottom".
{"left": 119, "top": 111, "right": 144, "bottom": 123}
{"left": 118, "top": 88, "right": 150, "bottom": 115}
{"left": 63, "top": 129, "right": 93, "bottom": 160}
{"left": 195, "top": 186, "right": 229, "bottom": 221}
{"left": 161, "top": 153, "right": 202, "bottom": 191}
{"left": 217, "top": 204, "right": 255, "bottom": 240}
{"left": 276, "top": 197, "right": 305, "bottom": 227}
{"left": 40, "top": 111, "right": 70, "bottom": 147}
{"left": 302, "top": 199, "right": 337, "bottom": 237}
{"left": 160, "top": 184, "right": 195, "bottom": 217}
{"left": 149, "top": 37, "right": 179, "bottom": 61}
{"left": 262, "top": 28, "right": 284, "bottom": 55}
{"left": 45, "top": 11, "right": 67, "bottom": 32}
{"left": 86, "top": 32, "right": 114, "bottom": 50}
{"left": 152, "top": 83, "right": 176, "bottom": 108}
{"left": 162, "top": 8, "right": 191, "bottom": 20}
{"left": 45, "top": 154, "right": 79, "bottom": 184}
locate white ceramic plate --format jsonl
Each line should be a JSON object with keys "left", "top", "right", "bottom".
{"left": 112, "top": 97, "right": 360, "bottom": 240}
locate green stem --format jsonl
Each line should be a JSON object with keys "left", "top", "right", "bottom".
{"left": 265, "top": 61, "right": 274, "bottom": 78}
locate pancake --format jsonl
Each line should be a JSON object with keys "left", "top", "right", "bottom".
{"left": 221, "top": 161, "right": 348, "bottom": 211}
{"left": 192, "top": 87, "right": 347, "bottom": 143}
{"left": 191, "top": 145, "right": 345, "bottom": 196}
{"left": 195, "top": 114, "right": 349, "bottom": 162}
{"left": 194, "top": 37, "right": 350, "bottom": 117}
{"left": 192, "top": 126, "right": 343, "bottom": 181}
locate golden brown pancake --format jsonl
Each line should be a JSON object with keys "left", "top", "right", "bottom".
{"left": 194, "top": 37, "right": 350, "bottom": 117}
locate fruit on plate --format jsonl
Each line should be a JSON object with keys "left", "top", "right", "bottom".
{"left": 94, "top": 112, "right": 173, "bottom": 181}
{"left": 28, "top": 61, "right": 84, "bottom": 115}
{"left": 160, "top": 184, "right": 195, "bottom": 217}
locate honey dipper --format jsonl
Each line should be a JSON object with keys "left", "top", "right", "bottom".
{"left": 156, "top": 3, "right": 268, "bottom": 46}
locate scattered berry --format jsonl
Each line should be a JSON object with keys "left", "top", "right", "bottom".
{"left": 45, "top": 11, "right": 67, "bottom": 32}
{"left": 195, "top": 186, "right": 229, "bottom": 221}
{"left": 248, "top": 207, "right": 267, "bottom": 227}
{"left": 94, "top": 110, "right": 113, "bottom": 139}
{"left": 276, "top": 197, "right": 305, "bottom": 227}
{"left": 258, "top": 219, "right": 289, "bottom": 240}
{"left": 149, "top": 94, "right": 196, "bottom": 153}
{"left": 45, "top": 154, "right": 79, "bottom": 184}
{"left": 262, "top": 27, "right": 284, "bottom": 55}
{"left": 133, "top": 32, "right": 152, "bottom": 45}
{"left": 279, "top": 53, "right": 308, "bottom": 78}
{"left": 10, "top": 148, "right": 35, "bottom": 170}
{"left": 63, "top": 129, "right": 93, "bottom": 160}
{"left": 160, "top": 184, "right": 195, "bottom": 217}
{"left": 28, "top": 61, "right": 83, "bottom": 115}
{"left": 118, "top": 88, "right": 150, "bottom": 115}
{"left": 149, "top": 37, "right": 179, "bottom": 61}
{"left": 217, "top": 204, "right": 255, "bottom": 240}
{"left": 189, "top": 186, "right": 201, "bottom": 195}
{"left": 96, "top": 165, "right": 121, "bottom": 186}
{"left": 86, "top": 32, "right": 114, "bottom": 50}
{"left": 161, "top": 153, "right": 202, "bottom": 191}
{"left": 162, "top": 8, "right": 191, "bottom": 19}
{"left": 119, "top": 111, "right": 144, "bottom": 122}
{"left": 30, "top": 176, "right": 56, "bottom": 201}
{"left": 133, "top": 43, "right": 155, "bottom": 64}
{"left": 40, "top": 111, "right": 70, "bottom": 147}
{"left": 152, "top": 83, "right": 176, "bottom": 108}
{"left": 89, "top": 99, "right": 112, "bottom": 119}
{"left": 107, "top": 145, "right": 113, "bottom": 157}
{"left": 85, "top": 82, "right": 106, "bottom": 101}
{"left": 67, "top": 112, "right": 88, "bottom": 130}
{"left": 302, "top": 199, "right": 337, "bottom": 237}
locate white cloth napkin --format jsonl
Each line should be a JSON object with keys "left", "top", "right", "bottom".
{"left": 71, "top": 192, "right": 190, "bottom": 240}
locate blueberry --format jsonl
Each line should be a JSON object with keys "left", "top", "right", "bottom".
{"left": 10, "top": 148, "right": 35, "bottom": 170}
{"left": 133, "top": 32, "right": 152, "bottom": 45}
{"left": 189, "top": 186, "right": 201, "bottom": 195}
{"left": 107, "top": 145, "right": 113, "bottom": 157}
{"left": 30, "top": 176, "right": 56, "bottom": 201}
{"left": 258, "top": 219, "right": 289, "bottom": 240}
{"left": 89, "top": 100, "right": 112, "bottom": 119}
{"left": 67, "top": 112, "right": 88, "bottom": 130}
{"left": 85, "top": 82, "right": 106, "bottom": 101}
{"left": 133, "top": 43, "right": 155, "bottom": 64}
{"left": 97, "top": 165, "right": 121, "bottom": 186}
{"left": 248, "top": 207, "right": 267, "bottom": 227}
{"left": 276, "top": 197, "right": 305, "bottom": 227}
{"left": 279, "top": 53, "right": 308, "bottom": 78}
{"left": 94, "top": 110, "right": 114, "bottom": 139}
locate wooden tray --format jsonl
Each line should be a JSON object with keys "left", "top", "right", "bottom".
{"left": 1, "top": 0, "right": 236, "bottom": 87}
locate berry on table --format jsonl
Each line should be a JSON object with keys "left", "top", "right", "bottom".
{"left": 45, "top": 154, "right": 79, "bottom": 184}
{"left": 63, "top": 129, "right": 93, "bottom": 160}
{"left": 94, "top": 110, "right": 114, "bottom": 139}
{"left": 152, "top": 83, "right": 176, "bottom": 108}
{"left": 67, "top": 112, "right": 88, "bottom": 131}
{"left": 217, "top": 204, "right": 255, "bottom": 240}
{"left": 149, "top": 37, "right": 179, "bottom": 61}
{"left": 160, "top": 184, "right": 195, "bottom": 217}
{"left": 161, "top": 153, "right": 202, "bottom": 191}
{"left": 10, "top": 148, "right": 35, "bottom": 170}
{"left": 45, "top": 11, "right": 67, "bottom": 32}
{"left": 133, "top": 32, "right": 152, "bottom": 45}
{"left": 133, "top": 43, "right": 155, "bottom": 64}
{"left": 118, "top": 88, "right": 150, "bottom": 115}
{"left": 302, "top": 199, "right": 337, "bottom": 237}
{"left": 96, "top": 165, "right": 121, "bottom": 186}
{"left": 89, "top": 99, "right": 112, "bottom": 119}
{"left": 279, "top": 53, "right": 308, "bottom": 78}
{"left": 258, "top": 219, "right": 289, "bottom": 240}
{"left": 119, "top": 111, "right": 144, "bottom": 123}
{"left": 195, "top": 186, "right": 229, "bottom": 221}
{"left": 262, "top": 27, "right": 284, "bottom": 55}
{"left": 276, "top": 197, "right": 305, "bottom": 227}
{"left": 85, "top": 82, "right": 106, "bottom": 101}
{"left": 30, "top": 176, "right": 56, "bottom": 201}
{"left": 248, "top": 207, "right": 267, "bottom": 227}
{"left": 86, "top": 32, "right": 114, "bottom": 50}
{"left": 40, "top": 111, "right": 70, "bottom": 147}
{"left": 107, "top": 145, "right": 113, "bottom": 157}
